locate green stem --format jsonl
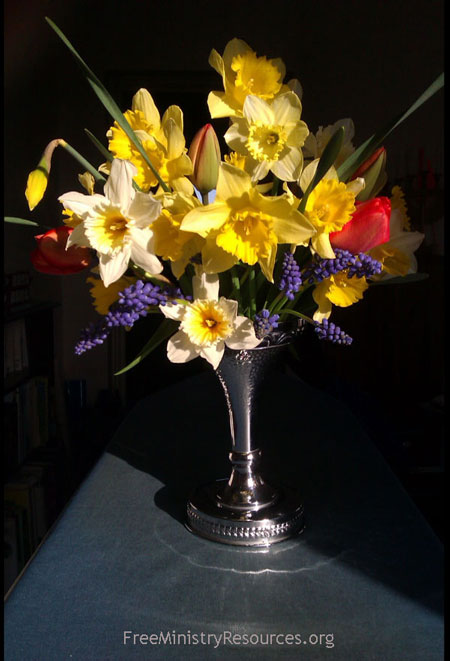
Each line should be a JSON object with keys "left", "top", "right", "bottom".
{"left": 59, "top": 140, "right": 105, "bottom": 183}
{"left": 268, "top": 292, "right": 284, "bottom": 315}
{"left": 271, "top": 175, "right": 280, "bottom": 196}
{"left": 277, "top": 308, "right": 314, "bottom": 325}
{"left": 272, "top": 295, "right": 288, "bottom": 316}
{"left": 248, "top": 268, "right": 256, "bottom": 319}
{"left": 201, "top": 192, "right": 209, "bottom": 205}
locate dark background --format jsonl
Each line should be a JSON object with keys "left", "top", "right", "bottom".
{"left": 4, "top": 0, "right": 444, "bottom": 537}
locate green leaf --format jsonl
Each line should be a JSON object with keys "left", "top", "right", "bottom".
{"left": 114, "top": 318, "right": 178, "bottom": 376}
{"left": 84, "top": 129, "right": 113, "bottom": 162}
{"left": 45, "top": 17, "right": 170, "bottom": 192}
{"left": 371, "top": 272, "right": 429, "bottom": 286}
{"left": 337, "top": 73, "right": 444, "bottom": 182}
{"left": 298, "top": 127, "right": 344, "bottom": 212}
{"left": 59, "top": 140, "right": 105, "bottom": 182}
{"left": 355, "top": 151, "right": 386, "bottom": 201}
{"left": 4, "top": 216, "right": 40, "bottom": 227}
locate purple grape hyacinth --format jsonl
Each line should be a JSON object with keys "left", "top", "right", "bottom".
{"left": 314, "top": 318, "right": 353, "bottom": 345}
{"left": 278, "top": 252, "right": 303, "bottom": 300}
{"left": 303, "top": 249, "right": 382, "bottom": 284}
{"left": 75, "top": 280, "right": 187, "bottom": 355}
{"left": 254, "top": 309, "right": 280, "bottom": 339}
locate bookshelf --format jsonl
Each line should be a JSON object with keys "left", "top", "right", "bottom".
{"left": 4, "top": 300, "right": 69, "bottom": 594}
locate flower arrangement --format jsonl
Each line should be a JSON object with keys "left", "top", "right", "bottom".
{"left": 6, "top": 20, "right": 443, "bottom": 374}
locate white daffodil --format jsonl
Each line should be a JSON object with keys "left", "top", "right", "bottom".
{"left": 59, "top": 159, "right": 163, "bottom": 287}
{"left": 224, "top": 92, "right": 309, "bottom": 182}
{"left": 160, "top": 272, "right": 261, "bottom": 369}
{"left": 303, "top": 118, "right": 355, "bottom": 167}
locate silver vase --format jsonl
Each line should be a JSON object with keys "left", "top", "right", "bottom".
{"left": 186, "top": 324, "right": 305, "bottom": 547}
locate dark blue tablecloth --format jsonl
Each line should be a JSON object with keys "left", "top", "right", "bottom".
{"left": 4, "top": 371, "right": 444, "bottom": 660}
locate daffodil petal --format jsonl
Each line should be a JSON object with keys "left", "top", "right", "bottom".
{"left": 192, "top": 272, "right": 219, "bottom": 301}
{"left": 199, "top": 342, "right": 225, "bottom": 370}
{"left": 66, "top": 222, "right": 90, "bottom": 248}
{"left": 226, "top": 317, "right": 260, "bottom": 349}
{"left": 312, "top": 283, "right": 333, "bottom": 321}
{"left": 99, "top": 248, "right": 131, "bottom": 287}
{"left": 271, "top": 147, "right": 303, "bottom": 181}
{"left": 167, "top": 330, "right": 200, "bottom": 363}
{"left": 181, "top": 203, "right": 229, "bottom": 237}
{"left": 312, "top": 233, "right": 336, "bottom": 259}
{"left": 202, "top": 241, "right": 238, "bottom": 273}
{"left": 104, "top": 159, "right": 137, "bottom": 210}
{"left": 129, "top": 228, "right": 163, "bottom": 275}
{"left": 299, "top": 159, "right": 337, "bottom": 192}
{"left": 127, "top": 192, "right": 161, "bottom": 228}
{"left": 216, "top": 163, "right": 251, "bottom": 200}
{"left": 160, "top": 303, "right": 186, "bottom": 321}
{"left": 243, "top": 95, "right": 274, "bottom": 125}
{"left": 58, "top": 191, "right": 105, "bottom": 216}
{"left": 271, "top": 92, "right": 302, "bottom": 125}
{"left": 164, "top": 118, "right": 185, "bottom": 160}
{"left": 389, "top": 231, "right": 425, "bottom": 256}
{"left": 207, "top": 91, "right": 236, "bottom": 119}
{"left": 132, "top": 88, "right": 161, "bottom": 130}
{"left": 218, "top": 297, "right": 238, "bottom": 321}
{"left": 224, "top": 120, "right": 248, "bottom": 152}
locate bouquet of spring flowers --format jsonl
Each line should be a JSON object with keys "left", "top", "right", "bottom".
{"left": 6, "top": 20, "right": 443, "bottom": 374}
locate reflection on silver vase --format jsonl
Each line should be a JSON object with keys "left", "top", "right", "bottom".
{"left": 186, "top": 323, "right": 305, "bottom": 547}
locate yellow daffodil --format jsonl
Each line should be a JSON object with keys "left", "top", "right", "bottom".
{"left": 160, "top": 272, "right": 260, "bottom": 369}
{"left": 59, "top": 159, "right": 163, "bottom": 287}
{"left": 299, "top": 159, "right": 365, "bottom": 258}
{"left": 369, "top": 187, "right": 424, "bottom": 278}
{"left": 87, "top": 273, "right": 137, "bottom": 315}
{"left": 303, "top": 119, "right": 355, "bottom": 167}
{"left": 224, "top": 92, "right": 309, "bottom": 182}
{"left": 312, "top": 271, "right": 369, "bottom": 321}
{"left": 180, "top": 163, "right": 315, "bottom": 281}
{"left": 151, "top": 192, "right": 205, "bottom": 278}
{"left": 104, "top": 88, "right": 193, "bottom": 195}
{"left": 207, "top": 39, "right": 300, "bottom": 119}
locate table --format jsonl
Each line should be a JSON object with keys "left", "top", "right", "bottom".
{"left": 4, "top": 371, "right": 444, "bottom": 660}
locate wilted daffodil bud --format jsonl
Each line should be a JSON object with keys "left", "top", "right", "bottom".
{"left": 25, "top": 139, "right": 64, "bottom": 211}
{"left": 188, "top": 124, "right": 221, "bottom": 195}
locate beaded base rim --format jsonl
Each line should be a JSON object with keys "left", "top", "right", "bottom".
{"left": 186, "top": 481, "right": 305, "bottom": 547}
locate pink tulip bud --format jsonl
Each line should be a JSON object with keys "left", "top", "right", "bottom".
{"left": 330, "top": 197, "right": 391, "bottom": 254}
{"left": 31, "top": 226, "right": 91, "bottom": 275}
{"left": 188, "top": 124, "right": 221, "bottom": 195}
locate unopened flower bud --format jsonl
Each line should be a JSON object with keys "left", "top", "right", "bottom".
{"left": 25, "top": 139, "right": 64, "bottom": 211}
{"left": 188, "top": 124, "right": 221, "bottom": 195}
{"left": 352, "top": 147, "right": 387, "bottom": 201}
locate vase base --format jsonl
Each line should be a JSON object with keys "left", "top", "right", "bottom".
{"left": 186, "top": 480, "right": 304, "bottom": 547}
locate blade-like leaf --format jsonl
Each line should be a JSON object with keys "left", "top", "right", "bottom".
{"left": 337, "top": 73, "right": 444, "bottom": 182}
{"left": 298, "top": 127, "right": 344, "bottom": 212}
{"left": 114, "top": 318, "right": 178, "bottom": 376}
{"left": 4, "top": 216, "right": 40, "bottom": 227}
{"left": 84, "top": 129, "right": 113, "bottom": 162}
{"left": 45, "top": 17, "right": 170, "bottom": 192}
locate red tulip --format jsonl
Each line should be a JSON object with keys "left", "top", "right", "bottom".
{"left": 31, "top": 226, "right": 91, "bottom": 274}
{"left": 329, "top": 197, "right": 391, "bottom": 254}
